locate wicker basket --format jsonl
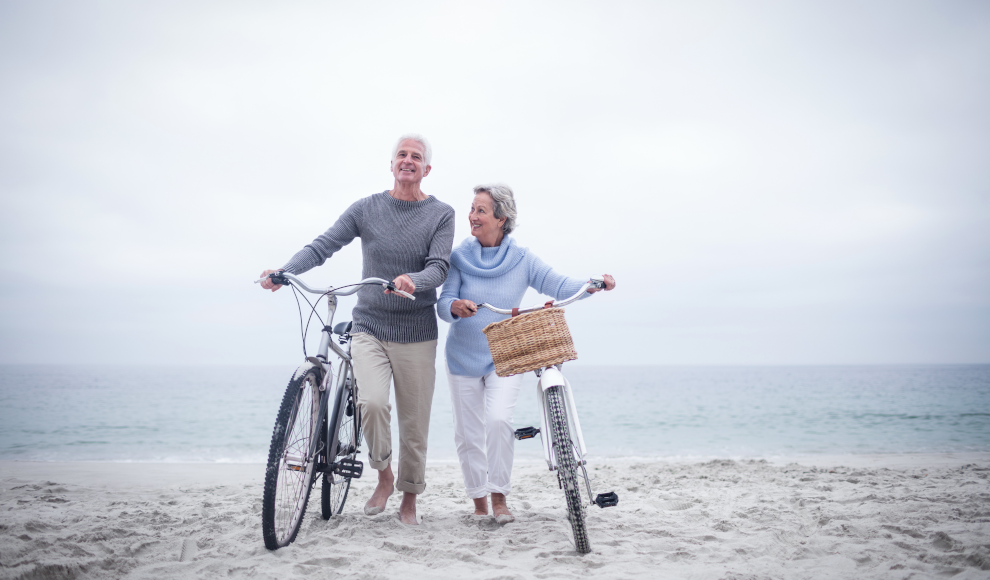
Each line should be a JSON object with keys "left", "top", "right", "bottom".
{"left": 482, "top": 308, "right": 577, "bottom": 377}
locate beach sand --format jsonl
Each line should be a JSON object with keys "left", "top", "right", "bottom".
{"left": 2, "top": 455, "right": 989, "bottom": 579}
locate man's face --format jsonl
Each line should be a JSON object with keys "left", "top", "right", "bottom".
{"left": 391, "top": 139, "right": 431, "bottom": 184}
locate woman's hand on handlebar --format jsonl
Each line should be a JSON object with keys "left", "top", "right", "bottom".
{"left": 451, "top": 299, "right": 478, "bottom": 318}
{"left": 259, "top": 269, "right": 284, "bottom": 292}
{"left": 587, "top": 274, "right": 616, "bottom": 293}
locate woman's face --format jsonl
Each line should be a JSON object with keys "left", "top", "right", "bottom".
{"left": 469, "top": 192, "right": 506, "bottom": 245}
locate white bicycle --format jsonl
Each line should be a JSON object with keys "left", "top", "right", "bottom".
{"left": 478, "top": 276, "right": 618, "bottom": 554}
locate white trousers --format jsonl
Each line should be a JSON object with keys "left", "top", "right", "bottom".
{"left": 446, "top": 365, "right": 523, "bottom": 498}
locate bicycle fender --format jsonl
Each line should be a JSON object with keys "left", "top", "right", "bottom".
{"left": 292, "top": 360, "right": 320, "bottom": 381}
{"left": 538, "top": 368, "right": 566, "bottom": 391}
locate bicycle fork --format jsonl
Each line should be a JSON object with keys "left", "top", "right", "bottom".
{"left": 527, "top": 367, "right": 619, "bottom": 509}
{"left": 535, "top": 368, "right": 586, "bottom": 469}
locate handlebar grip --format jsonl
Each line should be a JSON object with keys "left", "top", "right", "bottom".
{"left": 383, "top": 282, "right": 416, "bottom": 300}
{"left": 253, "top": 272, "right": 289, "bottom": 286}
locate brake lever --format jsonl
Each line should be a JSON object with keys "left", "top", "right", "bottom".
{"left": 383, "top": 282, "right": 416, "bottom": 300}
{"left": 254, "top": 273, "right": 289, "bottom": 286}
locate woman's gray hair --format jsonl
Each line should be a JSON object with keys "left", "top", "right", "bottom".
{"left": 474, "top": 183, "right": 518, "bottom": 234}
{"left": 392, "top": 133, "right": 432, "bottom": 166}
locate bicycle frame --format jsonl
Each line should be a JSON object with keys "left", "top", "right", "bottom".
{"left": 288, "top": 290, "right": 350, "bottom": 471}
{"left": 259, "top": 273, "right": 410, "bottom": 477}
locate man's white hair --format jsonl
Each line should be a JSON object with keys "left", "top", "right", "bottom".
{"left": 392, "top": 134, "right": 432, "bottom": 166}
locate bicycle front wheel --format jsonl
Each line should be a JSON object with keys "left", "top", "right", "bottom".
{"left": 546, "top": 385, "right": 591, "bottom": 554}
{"left": 262, "top": 367, "right": 322, "bottom": 550}
{"left": 322, "top": 372, "right": 360, "bottom": 518}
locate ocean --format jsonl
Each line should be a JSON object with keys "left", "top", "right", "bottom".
{"left": 1, "top": 364, "right": 988, "bottom": 463}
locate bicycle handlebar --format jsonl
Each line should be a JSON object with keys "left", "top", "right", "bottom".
{"left": 253, "top": 272, "right": 415, "bottom": 300}
{"left": 477, "top": 276, "right": 605, "bottom": 315}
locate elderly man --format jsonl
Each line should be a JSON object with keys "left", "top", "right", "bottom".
{"left": 260, "top": 134, "right": 455, "bottom": 524}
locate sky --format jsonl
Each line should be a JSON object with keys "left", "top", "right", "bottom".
{"left": 1, "top": 0, "right": 988, "bottom": 366}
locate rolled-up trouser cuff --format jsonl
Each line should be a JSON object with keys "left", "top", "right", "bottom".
{"left": 396, "top": 479, "right": 426, "bottom": 494}
{"left": 488, "top": 483, "right": 511, "bottom": 496}
{"left": 465, "top": 484, "right": 489, "bottom": 499}
{"left": 369, "top": 452, "right": 391, "bottom": 471}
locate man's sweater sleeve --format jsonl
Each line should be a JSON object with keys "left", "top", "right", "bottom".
{"left": 281, "top": 200, "right": 363, "bottom": 275}
{"left": 437, "top": 264, "right": 462, "bottom": 323}
{"left": 406, "top": 205, "right": 455, "bottom": 292}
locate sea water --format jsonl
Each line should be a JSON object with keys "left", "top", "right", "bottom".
{"left": 0, "top": 364, "right": 988, "bottom": 463}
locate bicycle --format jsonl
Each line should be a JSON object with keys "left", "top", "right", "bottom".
{"left": 477, "top": 275, "right": 618, "bottom": 554}
{"left": 254, "top": 271, "right": 413, "bottom": 550}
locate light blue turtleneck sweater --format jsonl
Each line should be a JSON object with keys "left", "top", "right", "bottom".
{"left": 438, "top": 236, "right": 588, "bottom": 377}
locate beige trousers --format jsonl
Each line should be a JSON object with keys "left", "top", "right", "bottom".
{"left": 350, "top": 333, "right": 437, "bottom": 494}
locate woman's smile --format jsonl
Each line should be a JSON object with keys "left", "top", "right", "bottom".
{"left": 469, "top": 192, "right": 506, "bottom": 247}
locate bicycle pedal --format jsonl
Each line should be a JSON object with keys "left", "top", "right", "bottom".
{"left": 514, "top": 426, "right": 540, "bottom": 440}
{"left": 333, "top": 458, "right": 363, "bottom": 479}
{"left": 594, "top": 492, "right": 619, "bottom": 508}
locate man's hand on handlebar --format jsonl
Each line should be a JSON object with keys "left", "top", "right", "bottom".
{"left": 386, "top": 274, "right": 416, "bottom": 297}
{"left": 587, "top": 274, "right": 616, "bottom": 293}
{"left": 451, "top": 299, "right": 478, "bottom": 318}
{"left": 259, "top": 269, "right": 284, "bottom": 292}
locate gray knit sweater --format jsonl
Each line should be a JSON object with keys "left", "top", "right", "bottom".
{"left": 282, "top": 191, "right": 456, "bottom": 343}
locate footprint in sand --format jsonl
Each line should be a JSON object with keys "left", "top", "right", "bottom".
{"left": 179, "top": 537, "right": 198, "bottom": 562}
{"left": 661, "top": 500, "right": 696, "bottom": 511}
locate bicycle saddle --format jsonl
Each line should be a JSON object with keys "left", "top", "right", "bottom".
{"left": 333, "top": 321, "right": 353, "bottom": 336}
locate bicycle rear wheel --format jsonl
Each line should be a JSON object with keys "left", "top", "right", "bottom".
{"left": 262, "top": 367, "right": 322, "bottom": 550}
{"left": 546, "top": 385, "right": 591, "bottom": 554}
{"left": 322, "top": 372, "right": 360, "bottom": 518}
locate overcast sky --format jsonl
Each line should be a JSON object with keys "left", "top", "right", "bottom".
{"left": 1, "top": 1, "right": 988, "bottom": 366}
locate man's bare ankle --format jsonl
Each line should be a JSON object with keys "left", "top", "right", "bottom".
{"left": 364, "top": 467, "right": 395, "bottom": 516}
{"left": 398, "top": 492, "right": 418, "bottom": 525}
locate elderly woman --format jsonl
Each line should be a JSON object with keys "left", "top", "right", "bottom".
{"left": 438, "top": 184, "right": 615, "bottom": 523}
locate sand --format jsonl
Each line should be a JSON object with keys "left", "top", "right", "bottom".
{"left": 2, "top": 455, "right": 989, "bottom": 580}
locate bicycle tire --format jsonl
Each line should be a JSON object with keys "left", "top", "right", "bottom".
{"left": 546, "top": 385, "right": 591, "bottom": 554}
{"left": 322, "top": 372, "right": 358, "bottom": 518}
{"left": 262, "top": 367, "right": 322, "bottom": 550}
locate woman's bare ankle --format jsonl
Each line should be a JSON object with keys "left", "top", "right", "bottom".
{"left": 472, "top": 496, "right": 489, "bottom": 516}
{"left": 491, "top": 493, "right": 511, "bottom": 515}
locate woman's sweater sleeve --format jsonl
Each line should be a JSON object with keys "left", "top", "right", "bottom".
{"left": 437, "top": 264, "right": 462, "bottom": 323}
{"left": 528, "top": 254, "right": 589, "bottom": 301}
